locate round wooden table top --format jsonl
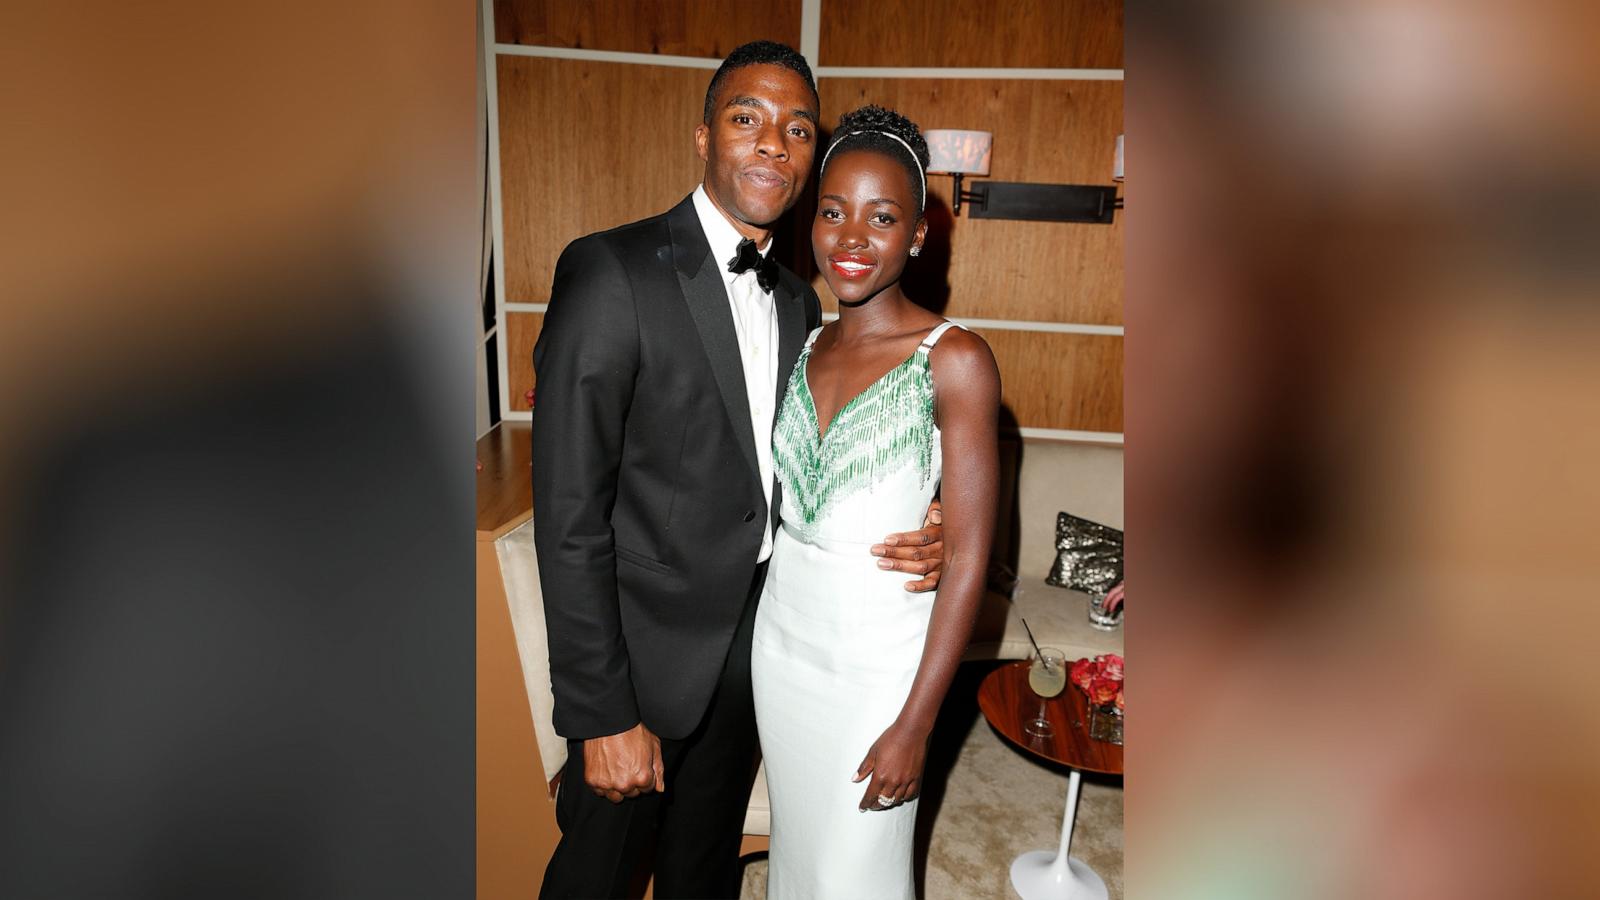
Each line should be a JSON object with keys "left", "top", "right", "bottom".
{"left": 977, "top": 660, "right": 1123, "bottom": 775}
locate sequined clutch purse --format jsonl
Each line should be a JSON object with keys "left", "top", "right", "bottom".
{"left": 1044, "top": 512, "right": 1123, "bottom": 598}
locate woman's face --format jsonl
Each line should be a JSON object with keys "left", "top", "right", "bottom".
{"left": 812, "top": 149, "right": 927, "bottom": 304}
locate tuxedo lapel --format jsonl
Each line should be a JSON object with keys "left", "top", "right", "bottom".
{"left": 668, "top": 197, "right": 761, "bottom": 483}
{"left": 770, "top": 273, "right": 807, "bottom": 532}
{"left": 773, "top": 275, "right": 807, "bottom": 414}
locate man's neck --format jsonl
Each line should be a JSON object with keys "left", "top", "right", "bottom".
{"left": 701, "top": 182, "right": 772, "bottom": 249}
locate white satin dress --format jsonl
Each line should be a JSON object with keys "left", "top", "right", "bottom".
{"left": 752, "top": 321, "right": 963, "bottom": 900}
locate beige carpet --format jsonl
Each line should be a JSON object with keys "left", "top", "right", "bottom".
{"left": 740, "top": 661, "right": 1123, "bottom": 899}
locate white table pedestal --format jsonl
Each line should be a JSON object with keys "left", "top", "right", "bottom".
{"left": 1009, "top": 769, "right": 1108, "bottom": 900}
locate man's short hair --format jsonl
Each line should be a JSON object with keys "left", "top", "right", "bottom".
{"left": 702, "top": 41, "right": 818, "bottom": 124}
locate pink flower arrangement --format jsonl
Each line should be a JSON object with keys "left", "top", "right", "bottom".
{"left": 1071, "top": 653, "right": 1124, "bottom": 712}
{"left": 525, "top": 388, "right": 536, "bottom": 408}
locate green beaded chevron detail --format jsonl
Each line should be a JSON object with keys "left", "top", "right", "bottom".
{"left": 773, "top": 344, "right": 936, "bottom": 535}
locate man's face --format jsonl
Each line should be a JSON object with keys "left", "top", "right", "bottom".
{"left": 695, "top": 64, "right": 819, "bottom": 232}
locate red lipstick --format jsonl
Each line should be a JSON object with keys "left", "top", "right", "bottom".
{"left": 827, "top": 254, "right": 876, "bottom": 279}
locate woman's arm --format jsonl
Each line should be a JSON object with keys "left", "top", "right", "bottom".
{"left": 854, "top": 328, "right": 1001, "bottom": 809}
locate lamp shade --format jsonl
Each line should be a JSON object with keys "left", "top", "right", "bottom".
{"left": 924, "top": 129, "right": 992, "bottom": 175}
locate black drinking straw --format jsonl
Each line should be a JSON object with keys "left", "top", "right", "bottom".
{"left": 1019, "top": 617, "right": 1049, "bottom": 669}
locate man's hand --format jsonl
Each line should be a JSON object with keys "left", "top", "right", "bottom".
{"left": 582, "top": 722, "right": 665, "bottom": 804}
{"left": 871, "top": 499, "right": 944, "bottom": 593}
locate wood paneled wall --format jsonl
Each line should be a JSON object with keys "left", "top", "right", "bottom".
{"left": 820, "top": 0, "right": 1122, "bottom": 69}
{"left": 492, "top": 0, "right": 1123, "bottom": 433}
{"left": 506, "top": 312, "right": 544, "bottom": 408}
{"left": 495, "top": 0, "right": 800, "bottom": 56}
{"left": 985, "top": 330, "right": 1122, "bottom": 433}
{"left": 496, "top": 56, "right": 709, "bottom": 303}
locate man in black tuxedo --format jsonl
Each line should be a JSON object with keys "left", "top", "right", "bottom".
{"left": 531, "top": 42, "right": 945, "bottom": 899}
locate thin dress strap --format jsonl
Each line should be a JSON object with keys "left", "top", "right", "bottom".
{"left": 802, "top": 326, "right": 825, "bottom": 350}
{"left": 916, "top": 320, "right": 965, "bottom": 353}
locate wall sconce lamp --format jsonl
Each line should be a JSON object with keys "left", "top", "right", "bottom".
{"left": 925, "top": 129, "right": 1125, "bottom": 224}
{"left": 924, "top": 129, "right": 992, "bottom": 216}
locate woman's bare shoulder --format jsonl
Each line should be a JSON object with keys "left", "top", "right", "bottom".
{"left": 929, "top": 324, "right": 996, "bottom": 368}
{"left": 928, "top": 325, "right": 1000, "bottom": 404}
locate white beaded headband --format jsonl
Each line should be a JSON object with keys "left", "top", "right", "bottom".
{"left": 820, "top": 130, "right": 927, "bottom": 210}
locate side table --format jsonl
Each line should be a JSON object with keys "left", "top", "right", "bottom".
{"left": 977, "top": 660, "right": 1123, "bottom": 900}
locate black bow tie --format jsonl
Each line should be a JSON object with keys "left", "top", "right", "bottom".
{"left": 727, "top": 238, "right": 779, "bottom": 293}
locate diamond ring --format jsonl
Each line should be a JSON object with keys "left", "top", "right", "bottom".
{"left": 877, "top": 794, "right": 896, "bottom": 808}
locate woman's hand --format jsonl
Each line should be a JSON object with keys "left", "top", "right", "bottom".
{"left": 852, "top": 723, "right": 928, "bottom": 810}
{"left": 1103, "top": 581, "right": 1125, "bottom": 615}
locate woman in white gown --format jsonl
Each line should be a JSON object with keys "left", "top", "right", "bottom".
{"left": 752, "top": 105, "right": 1001, "bottom": 899}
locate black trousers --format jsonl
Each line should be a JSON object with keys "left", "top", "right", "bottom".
{"left": 539, "top": 563, "right": 765, "bottom": 899}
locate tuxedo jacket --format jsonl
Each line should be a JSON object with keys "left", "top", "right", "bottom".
{"left": 531, "top": 194, "right": 822, "bottom": 742}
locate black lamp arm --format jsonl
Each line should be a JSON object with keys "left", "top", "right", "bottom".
{"left": 950, "top": 172, "right": 987, "bottom": 215}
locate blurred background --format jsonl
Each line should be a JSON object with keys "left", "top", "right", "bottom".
{"left": 1128, "top": 1, "right": 1600, "bottom": 897}
{"left": 0, "top": 2, "right": 477, "bottom": 897}
{"left": 4, "top": 0, "right": 1599, "bottom": 897}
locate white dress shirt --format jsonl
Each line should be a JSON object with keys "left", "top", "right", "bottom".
{"left": 691, "top": 184, "right": 781, "bottom": 563}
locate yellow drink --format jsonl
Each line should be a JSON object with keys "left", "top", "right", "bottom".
{"left": 1029, "top": 660, "right": 1066, "bottom": 698}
